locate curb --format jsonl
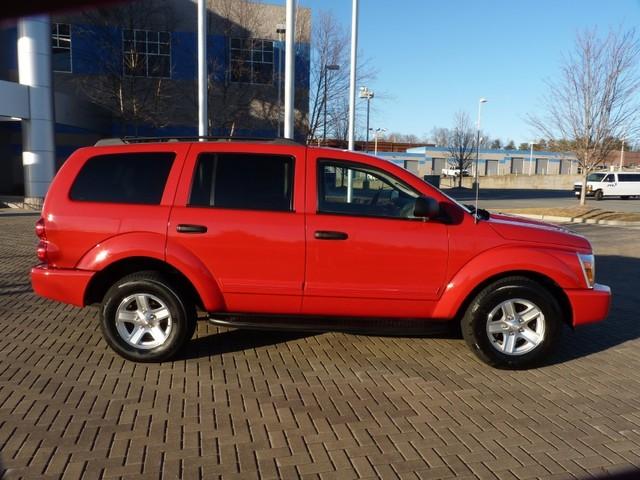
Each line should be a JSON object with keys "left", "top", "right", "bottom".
{"left": 503, "top": 212, "right": 640, "bottom": 226}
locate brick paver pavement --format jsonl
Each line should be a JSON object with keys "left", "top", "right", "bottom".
{"left": 1, "top": 214, "right": 639, "bottom": 479}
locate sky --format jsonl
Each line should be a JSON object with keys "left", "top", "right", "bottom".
{"left": 297, "top": 0, "right": 640, "bottom": 144}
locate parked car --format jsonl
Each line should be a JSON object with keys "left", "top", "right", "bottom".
{"left": 32, "top": 138, "right": 611, "bottom": 369}
{"left": 442, "top": 167, "right": 471, "bottom": 177}
{"left": 574, "top": 171, "right": 640, "bottom": 200}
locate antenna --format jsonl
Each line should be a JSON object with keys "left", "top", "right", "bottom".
{"left": 474, "top": 98, "right": 488, "bottom": 223}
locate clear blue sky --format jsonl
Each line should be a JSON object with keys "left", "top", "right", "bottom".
{"left": 297, "top": 0, "right": 640, "bottom": 144}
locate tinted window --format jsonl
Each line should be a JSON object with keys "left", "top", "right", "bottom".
{"left": 189, "top": 153, "right": 294, "bottom": 211}
{"left": 603, "top": 174, "right": 614, "bottom": 182}
{"left": 70, "top": 152, "right": 174, "bottom": 204}
{"left": 318, "top": 161, "right": 419, "bottom": 218}
{"left": 618, "top": 174, "right": 640, "bottom": 182}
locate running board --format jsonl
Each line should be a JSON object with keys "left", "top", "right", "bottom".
{"left": 207, "top": 313, "right": 453, "bottom": 337}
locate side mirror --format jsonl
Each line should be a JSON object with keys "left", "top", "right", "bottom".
{"left": 413, "top": 196, "right": 440, "bottom": 219}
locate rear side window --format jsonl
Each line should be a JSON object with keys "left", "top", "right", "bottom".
{"left": 618, "top": 174, "right": 640, "bottom": 182}
{"left": 70, "top": 152, "right": 175, "bottom": 204}
{"left": 189, "top": 153, "right": 294, "bottom": 211}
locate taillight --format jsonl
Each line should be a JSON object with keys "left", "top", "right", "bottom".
{"left": 35, "top": 218, "right": 48, "bottom": 262}
{"left": 36, "top": 240, "right": 48, "bottom": 262}
{"left": 35, "top": 218, "right": 46, "bottom": 239}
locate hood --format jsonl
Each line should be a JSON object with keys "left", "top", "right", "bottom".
{"left": 487, "top": 212, "right": 590, "bottom": 250}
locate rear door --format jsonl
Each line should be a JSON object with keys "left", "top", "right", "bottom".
{"left": 168, "top": 143, "right": 306, "bottom": 314}
{"left": 302, "top": 151, "right": 449, "bottom": 319}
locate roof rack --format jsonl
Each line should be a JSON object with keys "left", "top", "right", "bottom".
{"left": 94, "top": 136, "right": 302, "bottom": 146}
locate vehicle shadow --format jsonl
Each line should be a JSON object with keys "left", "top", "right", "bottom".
{"left": 544, "top": 254, "right": 640, "bottom": 366}
{"left": 178, "top": 254, "right": 635, "bottom": 366}
{"left": 179, "top": 327, "right": 315, "bottom": 361}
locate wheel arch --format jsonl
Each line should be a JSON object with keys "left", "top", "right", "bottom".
{"left": 84, "top": 256, "right": 208, "bottom": 311}
{"left": 451, "top": 270, "right": 573, "bottom": 328}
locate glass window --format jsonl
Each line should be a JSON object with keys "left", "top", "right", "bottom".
{"left": 52, "top": 23, "right": 72, "bottom": 73}
{"left": 603, "top": 174, "right": 614, "bottom": 182}
{"left": 70, "top": 153, "right": 175, "bottom": 204}
{"left": 123, "top": 29, "right": 171, "bottom": 78}
{"left": 189, "top": 153, "right": 294, "bottom": 211}
{"left": 318, "top": 161, "right": 419, "bottom": 219}
{"left": 587, "top": 173, "right": 606, "bottom": 182}
{"left": 618, "top": 174, "right": 640, "bottom": 182}
{"left": 229, "top": 38, "right": 274, "bottom": 84}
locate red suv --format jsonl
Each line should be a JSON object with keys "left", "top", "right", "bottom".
{"left": 31, "top": 138, "right": 611, "bottom": 368}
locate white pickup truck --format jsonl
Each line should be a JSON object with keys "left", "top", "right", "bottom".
{"left": 442, "top": 167, "right": 470, "bottom": 177}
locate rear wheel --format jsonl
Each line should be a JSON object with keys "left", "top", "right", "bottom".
{"left": 461, "top": 277, "right": 562, "bottom": 369}
{"left": 100, "top": 271, "right": 196, "bottom": 362}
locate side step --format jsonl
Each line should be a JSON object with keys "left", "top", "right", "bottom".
{"left": 207, "top": 313, "right": 454, "bottom": 337}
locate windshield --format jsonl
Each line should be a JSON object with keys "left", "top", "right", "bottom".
{"left": 587, "top": 173, "right": 606, "bottom": 182}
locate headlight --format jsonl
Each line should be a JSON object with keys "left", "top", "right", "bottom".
{"left": 577, "top": 253, "right": 595, "bottom": 288}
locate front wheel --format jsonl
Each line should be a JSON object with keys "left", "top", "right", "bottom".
{"left": 461, "top": 277, "right": 562, "bottom": 369}
{"left": 100, "top": 271, "right": 196, "bottom": 362}
{"left": 595, "top": 189, "right": 603, "bottom": 201}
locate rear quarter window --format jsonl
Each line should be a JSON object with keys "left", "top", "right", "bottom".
{"left": 69, "top": 152, "right": 175, "bottom": 204}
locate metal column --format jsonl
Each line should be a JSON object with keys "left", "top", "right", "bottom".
{"left": 17, "top": 15, "right": 56, "bottom": 203}
{"left": 283, "top": 0, "right": 296, "bottom": 139}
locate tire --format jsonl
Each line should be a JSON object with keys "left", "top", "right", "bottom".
{"left": 461, "top": 277, "right": 562, "bottom": 369}
{"left": 595, "top": 190, "right": 603, "bottom": 201}
{"left": 100, "top": 271, "right": 196, "bottom": 362}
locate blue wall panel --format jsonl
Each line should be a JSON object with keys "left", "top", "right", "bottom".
{"left": 72, "top": 24, "right": 121, "bottom": 75}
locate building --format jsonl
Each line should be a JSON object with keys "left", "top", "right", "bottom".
{"left": 378, "top": 146, "right": 579, "bottom": 179}
{"left": 0, "top": 0, "right": 311, "bottom": 196}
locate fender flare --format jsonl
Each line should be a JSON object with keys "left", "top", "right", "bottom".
{"left": 77, "top": 232, "right": 225, "bottom": 311}
{"left": 432, "top": 246, "right": 581, "bottom": 319}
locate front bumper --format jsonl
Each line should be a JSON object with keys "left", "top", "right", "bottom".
{"left": 566, "top": 283, "right": 611, "bottom": 326}
{"left": 31, "top": 265, "right": 95, "bottom": 307}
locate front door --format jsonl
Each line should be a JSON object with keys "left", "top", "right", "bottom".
{"left": 303, "top": 155, "right": 449, "bottom": 319}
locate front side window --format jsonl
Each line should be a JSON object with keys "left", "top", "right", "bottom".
{"left": 229, "top": 38, "right": 274, "bottom": 84}
{"left": 52, "top": 23, "right": 72, "bottom": 73}
{"left": 70, "top": 153, "right": 175, "bottom": 204}
{"left": 123, "top": 29, "right": 171, "bottom": 78}
{"left": 587, "top": 173, "right": 606, "bottom": 182}
{"left": 318, "top": 161, "right": 419, "bottom": 219}
{"left": 603, "top": 174, "right": 614, "bottom": 182}
{"left": 189, "top": 153, "right": 293, "bottom": 211}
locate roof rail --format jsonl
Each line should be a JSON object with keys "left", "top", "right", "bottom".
{"left": 94, "top": 136, "right": 302, "bottom": 146}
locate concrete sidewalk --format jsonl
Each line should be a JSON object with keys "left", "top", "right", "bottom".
{"left": 494, "top": 206, "right": 640, "bottom": 226}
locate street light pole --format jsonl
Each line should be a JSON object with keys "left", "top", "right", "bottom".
{"left": 359, "top": 86, "right": 374, "bottom": 151}
{"left": 276, "top": 24, "right": 285, "bottom": 138}
{"left": 529, "top": 141, "right": 534, "bottom": 175}
{"left": 474, "top": 98, "right": 487, "bottom": 223}
{"left": 323, "top": 64, "right": 339, "bottom": 143}
{"left": 370, "top": 127, "right": 386, "bottom": 155}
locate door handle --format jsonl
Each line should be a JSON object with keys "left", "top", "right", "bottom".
{"left": 176, "top": 224, "right": 208, "bottom": 234}
{"left": 314, "top": 230, "right": 348, "bottom": 240}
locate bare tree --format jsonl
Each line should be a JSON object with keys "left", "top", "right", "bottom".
{"left": 447, "top": 112, "right": 476, "bottom": 188}
{"left": 529, "top": 28, "right": 640, "bottom": 204}
{"left": 429, "top": 127, "right": 450, "bottom": 147}
{"left": 70, "top": 0, "right": 180, "bottom": 134}
{"left": 307, "top": 10, "right": 376, "bottom": 143}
